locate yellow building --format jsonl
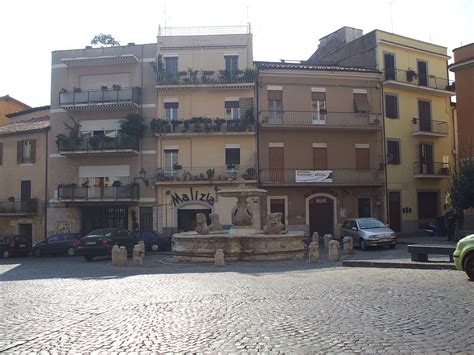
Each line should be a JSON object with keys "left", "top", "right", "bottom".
{"left": 0, "top": 95, "right": 30, "bottom": 126}
{"left": 309, "top": 27, "right": 455, "bottom": 233}
{"left": 154, "top": 25, "right": 258, "bottom": 235}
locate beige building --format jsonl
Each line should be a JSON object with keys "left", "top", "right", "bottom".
{"left": 47, "top": 43, "right": 158, "bottom": 235}
{"left": 154, "top": 25, "right": 258, "bottom": 235}
{"left": 0, "top": 106, "right": 50, "bottom": 243}
{"left": 256, "top": 61, "right": 385, "bottom": 237}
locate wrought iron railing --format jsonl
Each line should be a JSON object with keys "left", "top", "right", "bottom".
{"left": 0, "top": 199, "right": 37, "bottom": 214}
{"left": 157, "top": 69, "right": 257, "bottom": 85}
{"left": 58, "top": 134, "right": 139, "bottom": 153}
{"left": 259, "top": 111, "right": 382, "bottom": 128}
{"left": 151, "top": 118, "right": 254, "bottom": 134}
{"left": 59, "top": 87, "right": 141, "bottom": 106}
{"left": 259, "top": 169, "right": 384, "bottom": 185}
{"left": 58, "top": 184, "right": 139, "bottom": 200}
{"left": 156, "top": 166, "right": 257, "bottom": 182}
{"left": 383, "top": 68, "right": 455, "bottom": 91}
{"left": 413, "top": 162, "right": 450, "bottom": 176}
{"left": 411, "top": 119, "right": 448, "bottom": 135}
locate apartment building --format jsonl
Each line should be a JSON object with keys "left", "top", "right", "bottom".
{"left": 309, "top": 27, "right": 455, "bottom": 233}
{"left": 256, "top": 61, "right": 385, "bottom": 237}
{"left": 154, "top": 25, "right": 258, "bottom": 235}
{"left": 0, "top": 106, "right": 50, "bottom": 242}
{"left": 47, "top": 43, "right": 158, "bottom": 236}
{"left": 0, "top": 95, "right": 30, "bottom": 126}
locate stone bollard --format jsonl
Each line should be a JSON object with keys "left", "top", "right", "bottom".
{"left": 215, "top": 248, "right": 225, "bottom": 267}
{"left": 111, "top": 244, "right": 120, "bottom": 266}
{"left": 117, "top": 246, "right": 128, "bottom": 266}
{"left": 312, "top": 232, "right": 319, "bottom": 243}
{"left": 343, "top": 236, "right": 353, "bottom": 255}
{"left": 308, "top": 242, "right": 320, "bottom": 263}
{"left": 133, "top": 245, "right": 143, "bottom": 266}
{"left": 324, "top": 234, "right": 332, "bottom": 249}
{"left": 138, "top": 241, "right": 146, "bottom": 254}
{"left": 328, "top": 240, "right": 340, "bottom": 261}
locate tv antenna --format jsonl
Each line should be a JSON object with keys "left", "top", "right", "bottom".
{"left": 389, "top": 0, "right": 396, "bottom": 33}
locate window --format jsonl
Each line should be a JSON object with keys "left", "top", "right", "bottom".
{"left": 225, "top": 100, "right": 240, "bottom": 120}
{"left": 312, "top": 91, "right": 327, "bottom": 124}
{"left": 225, "top": 55, "right": 239, "bottom": 72}
{"left": 353, "top": 93, "right": 370, "bottom": 114}
{"left": 268, "top": 90, "right": 283, "bottom": 123}
{"left": 225, "top": 148, "right": 240, "bottom": 166}
{"left": 387, "top": 140, "right": 400, "bottom": 164}
{"left": 164, "top": 102, "right": 179, "bottom": 121}
{"left": 164, "top": 149, "right": 179, "bottom": 176}
{"left": 385, "top": 94, "right": 398, "bottom": 119}
{"left": 164, "top": 57, "right": 178, "bottom": 82}
{"left": 384, "top": 52, "right": 396, "bottom": 80}
{"left": 417, "top": 60, "right": 428, "bottom": 86}
{"left": 17, "top": 139, "right": 36, "bottom": 164}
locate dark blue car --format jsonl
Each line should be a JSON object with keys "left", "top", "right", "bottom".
{"left": 136, "top": 231, "right": 171, "bottom": 252}
{"left": 33, "top": 233, "right": 81, "bottom": 257}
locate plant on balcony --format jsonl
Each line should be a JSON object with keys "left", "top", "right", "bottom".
{"left": 182, "top": 170, "right": 192, "bottom": 181}
{"left": 88, "top": 136, "right": 101, "bottom": 150}
{"left": 81, "top": 179, "right": 90, "bottom": 188}
{"left": 120, "top": 113, "right": 145, "bottom": 137}
{"left": 171, "top": 119, "right": 181, "bottom": 132}
{"left": 112, "top": 180, "right": 122, "bottom": 187}
{"left": 8, "top": 196, "right": 15, "bottom": 203}
{"left": 203, "top": 118, "right": 212, "bottom": 132}
{"left": 206, "top": 168, "right": 216, "bottom": 180}
{"left": 183, "top": 119, "right": 190, "bottom": 131}
{"left": 55, "top": 117, "right": 83, "bottom": 150}
{"left": 243, "top": 68, "right": 258, "bottom": 82}
{"left": 173, "top": 163, "right": 182, "bottom": 170}
{"left": 214, "top": 118, "right": 226, "bottom": 132}
{"left": 190, "top": 117, "right": 204, "bottom": 132}
{"left": 238, "top": 109, "right": 255, "bottom": 131}
{"left": 406, "top": 69, "right": 417, "bottom": 82}
{"left": 112, "top": 84, "right": 121, "bottom": 90}
{"left": 150, "top": 118, "right": 169, "bottom": 134}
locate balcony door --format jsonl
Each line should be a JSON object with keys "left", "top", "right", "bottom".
{"left": 21, "top": 180, "right": 31, "bottom": 201}
{"left": 269, "top": 146, "right": 284, "bottom": 182}
{"left": 417, "top": 60, "right": 428, "bottom": 86}
{"left": 419, "top": 143, "right": 434, "bottom": 175}
{"left": 418, "top": 99, "right": 432, "bottom": 132}
{"left": 384, "top": 52, "right": 395, "bottom": 80}
{"left": 164, "top": 149, "right": 179, "bottom": 178}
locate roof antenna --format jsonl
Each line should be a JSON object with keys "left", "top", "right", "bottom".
{"left": 389, "top": 0, "right": 396, "bottom": 33}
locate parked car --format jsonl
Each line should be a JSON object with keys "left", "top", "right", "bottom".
{"left": 33, "top": 233, "right": 81, "bottom": 257}
{"left": 0, "top": 235, "right": 32, "bottom": 258}
{"left": 78, "top": 228, "right": 138, "bottom": 261}
{"left": 136, "top": 231, "right": 171, "bottom": 252}
{"left": 341, "top": 218, "right": 397, "bottom": 250}
{"left": 453, "top": 234, "right": 474, "bottom": 280}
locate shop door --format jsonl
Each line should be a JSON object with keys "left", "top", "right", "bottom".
{"left": 177, "top": 208, "right": 211, "bottom": 232}
{"left": 269, "top": 147, "right": 284, "bottom": 183}
{"left": 417, "top": 192, "right": 438, "bottom": 229}
{"left": 388, "top": 192, "right": 401, "bottom": 232}
{"left": 309, "top": 196, "right": 334, "bottom": 237}
{"left": 82, "top": 206, "right": 128, "bottom": 235}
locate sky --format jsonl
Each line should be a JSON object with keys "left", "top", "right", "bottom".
{"left": 0, "top": 0, "right": 472, "bottom": 108}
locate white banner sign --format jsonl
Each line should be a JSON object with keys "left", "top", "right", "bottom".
{"left": 295, "top": 170, "right": 333, "bottom": 183}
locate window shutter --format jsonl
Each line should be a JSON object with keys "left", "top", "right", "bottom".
{"left": 387, "top": 140, "right": 400, "bottom": 164}
{"left": 239, "top": 97, "right": 254, "bottom": 119}
{"left": 385, "top": 95, "right": 398, "bottom": 119}
{"left": 355, "top": 148, "right": 370, "bottom": 170}
{"left": 0, "top": 142, "right": 3, "bottom": 165}
{"left": 224, "top": 100, "right": 239, "bottom": 109}
{"left": 17, "top": 141, "right": 23, "bottom": 164}
{"left": 311, "top": 92, "right": 326, "bottom": 101}
{"left": 164, "top": 102, "right": 178, "bottom": 109}
{"left": 268, "top": 90, "right": 282, "bottom": 101}
{"left": 354, "top": 93, "right": 370, "bottom": 113}
{"left": 31, "top": 139, "right": 36, "bottom": 163}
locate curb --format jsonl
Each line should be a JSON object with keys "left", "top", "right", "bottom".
{"left": 342, "top": 260, "right": 456, "bottom": 270}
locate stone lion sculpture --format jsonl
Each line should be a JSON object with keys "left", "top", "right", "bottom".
{"left": 195, "top": 213, "right": 210, "bottom": 235}
{"left": 209, "top": 213, "right": 223, "bottom": 232}
{"left": 263, "top": 212, "right": 285, "bottom": 235}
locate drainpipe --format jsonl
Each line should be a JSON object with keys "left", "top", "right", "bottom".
{"left": 44, "top": 127, "right": 49, "bottom": 239}
{"left": 380, "top": 78, "right": 389, "bottom": 224}
{"left": 255, "top": 67, "right": 262, "bottom": 229}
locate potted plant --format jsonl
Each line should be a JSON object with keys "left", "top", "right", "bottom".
{"left": 171, "top": 119, "right": 181, "bottom": 132}
{"left": 81, "top": 179, "right": 90, "bottom": 188}
{"left": 183, "top": 119, "right": 190, "bottom": 131}
{"left": 88, "top": 136, "right": 101, "bottom": 150}
{"left": 206, "top": 168, "right": 216, "bottom": 180}
{"left": 112, "top": 84, "right": 121, "bottom": 90}
{"left": 112, "top": 180, "right": 122, "bottom": 187}
{"left": 101, "top": 85, "right": 108, "bottom": 91}
{"left": 173, "top": 163, "right": 182, "bottom": 170}
{"left": 406, "top": 69, "right": 417, "bottom": 82}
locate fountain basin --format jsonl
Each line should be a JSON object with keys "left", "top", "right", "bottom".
{"left": 171, "top": 231, "right": 307, "bottom": 262}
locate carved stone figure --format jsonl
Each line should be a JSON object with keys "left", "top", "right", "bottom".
{"left": 209, "top": 213, "right": 223, "bottom": 231}
{"left": 195, "top": 213, "right": 210, "bottom": 235}
{"left": 308, "top": 242, "right": 320, "bottom": 263}
{"left": 231, "top": 195, "right": 254, "bottom": 226}
{"left": 264, "top": 212, "right": 285, "bottom": 235}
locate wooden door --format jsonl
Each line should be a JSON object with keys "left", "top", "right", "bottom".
{"left": 418, "top": 100, "right": 431, "bottom": 132}
{"left": 269, "top": 147, "right": 284, "bottom": 182}
{"left": 388, "top": 191, "right": 401, "bottom": 232}
{"left": 313, "top": 148, "right": 327, "bottom": 170}
{"left": 355, "top": 148, "right": 370, "bottom": 170}
{"left": 309, "top": 197, "right": 334, "bottom": 237}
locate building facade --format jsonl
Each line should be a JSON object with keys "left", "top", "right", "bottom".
{"left": 154, "top": 25, "right": 258, "bottom": 235}
{"left": 256, "top": 61, "right": 385, "bottom": 237}
{"left": 309, "top": 28, "right": 455, "bottom": 233}
{"left": 47, "top": 43, "right": 158, "bottom": 236}
{"left": 0, "top": 95, "right": 31, "bottom": 126}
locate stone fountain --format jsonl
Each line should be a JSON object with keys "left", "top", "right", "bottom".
{"left": 171, "top": 182, "right": 307, "bottom": 262}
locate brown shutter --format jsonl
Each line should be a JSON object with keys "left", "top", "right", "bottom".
{"left": 354, "top": 93, "right": 371, "bottom": 112}
{"left": 0, "top": 142, "right": 3, "bottom": 165}
{"left": 269, "top": 147, "right": 284, "bottom": 170}
{"left": 17, "top": 141, "right": 23, "bottom": 164}
{"left": 225, "top": 100, "right": 239, "bottom": 109}
{"left": 30, "top": 139, "right": 36, "bottom": 163}
{"left": 311, "top": 92, "right": 326, "bottom": 101}
{"left": 387, "top": 140, "right": 400, "bottom": 164}
{"left": 313, "top": 148, "right": 327, "bottom": 170}
{"left": 356, "top": 148, "right": 370, "bottom": 170}
{"left": 164, "top": 102, "right": 178, "bottom": 109}
{"left": 268, "top": 90, "right": 282, "bottom": 101}
{"left": 385, "top": 95, "right": 398, "bottom": 118}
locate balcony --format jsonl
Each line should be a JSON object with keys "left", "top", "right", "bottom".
{"left": 58, "top": 184, "right": 139, "bottom": 202}
{"left": 383, "top": 68, "right": 455, "bottom": 96}
{"left": 155, "top": 166, "right": 257, "bottom": 185}
{"left": 413, "top": 162, "right": 450, "bottom": 178}
{"left": 156, "top": 69, "right": 256, "bottom": 91}
{"left": 151, "top": 117, "right": 254, "bottom": 137}
{"left": 259, "top": 111, "right": 383, "bottom": 131}
{"left": 411, "top": 119, "right": 449, "bottom": 137}
{"left": 58, "top": 134, "right": 139, "bottom": 157}
{"left": 0, "top": 199, "right": 38, "bottom": 216}
{"left": 59, "top": 87, "right": 141, "bottom": 111}
{"left": 259, "top": 169, "right": 384, "bottom": 186}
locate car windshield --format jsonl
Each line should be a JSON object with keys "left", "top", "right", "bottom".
{"left": 358, "top": 219, "right": 386, "bottom": 229}
{"left": 86, "top": 230, "right": 112, "bottom": 237}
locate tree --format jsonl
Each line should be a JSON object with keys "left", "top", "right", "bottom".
{"left": 450, "top": 155, "right": 474, "bottom": 211}
{"left": 90, "top": 33, "right": 120, "bottom": 47}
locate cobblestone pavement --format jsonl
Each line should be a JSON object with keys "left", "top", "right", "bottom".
{"left": 0, "top": 253, "right": 473, "bottom": 353}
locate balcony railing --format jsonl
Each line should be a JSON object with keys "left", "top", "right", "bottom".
{"left": 58, "top": 134, "right": 139, "bottom": 153}
{"left": 156, "top": 166, "right": 257, "bottom": 183}
{"left": 260, "top": 169, "right": 384, "bottom": 185}
{"left": 151, "top": 118, "right": 254, "bottom": 135}
{"left": 383, "top": 68, "right": 455, "bottom": 92}
{"left": 411, "top": 119, "right": 449, "bottom": 136}
{"left": 59, "top": 87, "right": 141, "bottom": 109}
{"left": 157, "top": 69, "right": 257, "bottom": 86}
{"left": 58, "top": 184, "right": 139, "bottom": 201}
{"left": 413, "top": 162, "right": 450, "bottom": 177}
{"left": 0, "top": 199, "right": 37, "bottom": 215}
{"left": 259, "top": 111, "right": 382, "bottom": 129}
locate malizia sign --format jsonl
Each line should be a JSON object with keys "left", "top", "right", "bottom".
{"left": 170, "top": 187, "right": 215, "bottom": 207}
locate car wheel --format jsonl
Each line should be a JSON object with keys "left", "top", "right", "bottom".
{"left": 463, "top": 253, "right": 474, "bottom": 280}
{"left": 34, "top": 249, "right": 42, "bottom": 257}
{"left": 389, "top": 244, "right": 396, "bottom": 249}
{"left": 151, "top": 243, "right": 159, "bottom": 252}
{"left": 360, "top": 239, "right": 366, "bottom": 251}
{"left": 84, "top": 255, "right": 94, "bottom": 261}
{"left": 66, "top": 247, "right": 76, "bottom": 257}
{"left": 2, "top": 250, "right": 10, "bottom": 258}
